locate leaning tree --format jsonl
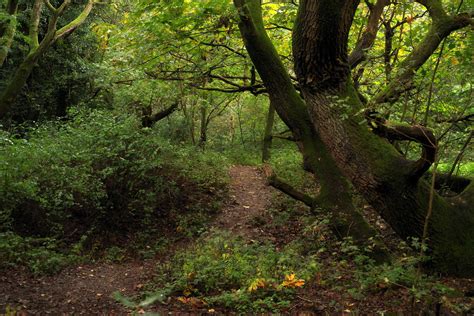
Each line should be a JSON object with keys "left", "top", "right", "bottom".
{"left": 234, "top": 0, "right": 473, "bottom": 276}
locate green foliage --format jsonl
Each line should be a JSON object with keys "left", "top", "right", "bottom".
{"left": 145, "top": 232, "right": 319, "bottom": 312}
{"left": 342, "top": 238, "right": 457, "bottom": 306}
{"left": 0, "top": 232, "right": 80, "bottom": 275}
{"left": 437, "top": 162, "right": 474, "bottom": 177}
{"left": 0, "top": 109, "right": 229, "bottom": 272}
{"left": 0, "top": 2, "right": 103, "bottom": 122}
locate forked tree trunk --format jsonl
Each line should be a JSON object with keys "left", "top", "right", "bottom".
{"left": 291, "top": 0, "right": 474, "bottom": 276}
{"left": 0, "top": 0, "right": 95, "bottom": 119}
{"left": 234, "top": 0, "right": 389, "bottom": 262}
{"left": 235, "top": 0, "right": 474, "bottom": 276}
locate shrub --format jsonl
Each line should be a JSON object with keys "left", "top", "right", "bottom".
{"left": 0, "top": 109, "right": 229, "bottom": 271}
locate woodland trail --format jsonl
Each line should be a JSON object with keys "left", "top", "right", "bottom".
{"left": 0, "top": 165, "right": 275, "bottom": 315}
{"left": 212, "top": 165, "right": 275, "bottom": 240}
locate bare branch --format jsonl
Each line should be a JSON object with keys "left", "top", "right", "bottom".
{"left": 349, "top": 0, "right": 390, "bottom": 68}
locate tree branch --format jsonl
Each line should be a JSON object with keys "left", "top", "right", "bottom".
{"left": 436, "top": 113, "right": 474, "bottom": 124}
{"left": 42, "top": 0, "right": 57, "bottom": 13}
{"left": 55, "top": 0, "right": 94, "bottom": 41}
{"left": 29, "top": 0, "right": 43, "bottom": 50}
{"left": 366, "top": 112, "right": 438, "bottom": 179}
{"left": 371, "top": 2, "right": 473, "bottom": 104}
{"left": 262, "top": 165, "right": 317, "bottom": 209}
{"left": 141, "top": 102, "right": 179, "bottom": 128}
{"left": 349, "top": 0, "right": 390, "bottom": 68}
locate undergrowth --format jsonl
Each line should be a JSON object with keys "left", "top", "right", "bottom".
{"left": 0, "top": 109, "right": 229, "bottom": 274}
{"left": 117, "top": 231, "right": 320, "bottom": 313}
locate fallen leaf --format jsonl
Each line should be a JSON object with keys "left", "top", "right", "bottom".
{"left": 248, "top": 278, "right": 266, "bottom": 292}
{"left": 281, "top": 274, "right": 305, "bottom": 288}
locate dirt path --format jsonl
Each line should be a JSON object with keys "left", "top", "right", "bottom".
{"left": 0, "top": 165, "right": 274, "bottom": 315}
{"left": 212, "top": 165, "right": 274, "bottom": 240}
{"left": 0, "top": 261, "right": 156, "bottom": 315}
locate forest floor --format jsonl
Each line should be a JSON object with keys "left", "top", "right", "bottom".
{"left": 0, "top": 165, "right": 276, "bottom": 315}
{"left": 1, "top": 165, "right": 473, "bottom": 315}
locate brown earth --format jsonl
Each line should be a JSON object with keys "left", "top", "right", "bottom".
{"left": 0, "top": 165, "right": 277, "bottom": 315}
{"left": 212, "top": 165, "right": 275, "bottom": 240}
{"left": 0, "top": 261, "right": 154, "bottom": 315}
{"left": 1, "top": 165, "right": 473, "bottom": 315}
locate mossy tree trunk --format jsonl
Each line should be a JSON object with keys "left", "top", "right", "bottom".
{"left": 0, "top": 0, "right": 95, "bottom": 119}
{"left": 235, "top": 0, "right": 474, "bottom": 276}
{"left": 234, "top": 0, "right": 389, "bottom": 261}
{"left": 0, "top": 0, "right": 19, "bottom": 66}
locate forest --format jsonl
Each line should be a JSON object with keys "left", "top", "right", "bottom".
{"left": 0, "top": 0, "right": 473, "bottom": 314}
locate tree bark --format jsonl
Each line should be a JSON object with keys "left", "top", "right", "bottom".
{"left": 234, "top": 0, "right": 389, "bottom": 262}
{"left": 292, "top": 0, "right": 474, "bottom": 276}
{"left": 0, "top": 0, "right": 19, "bottom": 66}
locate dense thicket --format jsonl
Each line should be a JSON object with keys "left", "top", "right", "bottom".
{"left": 0, "top": 110, "right": 228, "bottom": 272}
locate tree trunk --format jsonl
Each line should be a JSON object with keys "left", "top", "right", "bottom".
{"left": 0, "top": 0, "right": 19, "bottom": 66}
{"left": 234, "top": 0, "right": 389, "bottom": 262}
{"left": 0, "top": 48, "right": 46, "bottom": 118}
{"left": 292, "top": 0, "right": 474, "bottom": 276}
{"left": 0, "top": 0, "right": 95, "bottom": 119}
{"left": 199, "top": 105, "right": 207, "bottom": 149}
{"left": 262, "top": 102, "right": 275, "bottom": 162}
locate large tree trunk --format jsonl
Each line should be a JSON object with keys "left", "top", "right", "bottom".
{"left": 292, "top": 0, "right": 474, "bottom": 276}
{"left": 234, "top": 0, "right": 389, "bottom": 262}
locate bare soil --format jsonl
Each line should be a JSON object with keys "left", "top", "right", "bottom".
{"left": 1, "top": 165, "right": 473, "bottom": 315}
{"left": 0, "top": 165, "right": 277, "bottom": 315}
{"left": 0, "top": 261, "right": 154, "bottom": 315}
{"left": 212, "top": 165, "right": 275, "bottom": 240}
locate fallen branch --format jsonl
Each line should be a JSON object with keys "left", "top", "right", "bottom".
{"left": 262, "top": 164, "right": 317, "bottom": 209}
{"left": 271, "top": 134, "right": 296, "bottom": 142}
